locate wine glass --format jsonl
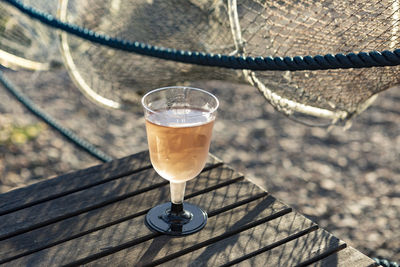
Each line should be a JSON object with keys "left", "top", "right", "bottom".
{"left": 142, "top": 86, "right": 219, "bottom": 236}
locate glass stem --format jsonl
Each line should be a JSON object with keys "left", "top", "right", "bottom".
{"left": 170, "top": 181, "right": 186, "bottom": 211}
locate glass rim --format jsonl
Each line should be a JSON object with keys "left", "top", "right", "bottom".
{"left": 141, "top": 86, "right": 219, "bottom": 114}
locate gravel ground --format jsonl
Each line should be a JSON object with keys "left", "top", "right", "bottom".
{"left": 0, "top": 67, "right": 399, "bottom": 262}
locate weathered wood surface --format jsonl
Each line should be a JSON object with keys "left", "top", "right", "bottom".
{"left": 0, "top": 151, "right": 377, "bottom": 266}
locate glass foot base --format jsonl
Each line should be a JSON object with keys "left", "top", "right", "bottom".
{"left": 145, "top": 202, "right": 207, "bottom": 236}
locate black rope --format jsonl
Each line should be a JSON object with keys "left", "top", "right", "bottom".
{"left": 3, "top": 0, "right": 400, "bottom": 71}
{"left": 373, "top": 257, "right": 399, "bottom": 267}
{"left": 0, "top": 70, "right": 113, "bottom": 163}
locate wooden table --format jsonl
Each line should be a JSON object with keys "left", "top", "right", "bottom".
{"left": 0, "top": 151, "right": 377, "bottom": 266}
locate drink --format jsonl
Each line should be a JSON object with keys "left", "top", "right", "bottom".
{"left": 145, "top": 107, "right": 214, "bottom": 183}
{"left": 142, "top": 86, "right": 218, "bottom": 236}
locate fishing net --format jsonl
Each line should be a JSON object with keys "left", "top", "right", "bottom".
{"left": 0, "top": 1, "right": 58, "bottom": 70}
{"left": 1, "top": 0, "right": 399, "bottom": 125}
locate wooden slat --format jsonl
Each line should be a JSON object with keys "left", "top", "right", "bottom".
{"left": 0, "top": 166, "right": 240, "bottom": 262}
{"left": 85, "top": 196, "right": 290, "bottom": 266}
{"left": 308, "top": 246, "right": 378, "bottom": 267}
{"left": 0, "top": 155, "right": 221, "bottom": 240}
{"left": 6, "top": 180, "right": 272, "bottom": 266}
